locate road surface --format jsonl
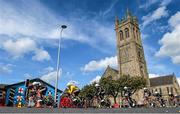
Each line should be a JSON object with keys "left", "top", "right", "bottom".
{"left": 0, "top": 107, "right": 180, "bottom": 113}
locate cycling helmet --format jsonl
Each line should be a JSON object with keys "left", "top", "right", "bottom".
{"left": 168, "top": 92, "right": 172, "bottom": 95}
{"left": 154, "top": 91, "right": 158, "bottom": 94}
{"left": 143, "top": 87, "right": 147, "bottom": 90}
{"left": 95, "top": 83, "right": 100, "bottom": 87}
{"left": 124, "top": 86, "right": 128, "bottom": 90}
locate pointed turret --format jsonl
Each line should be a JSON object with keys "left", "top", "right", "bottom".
{"left": 115, "top": 16, "right": 119, "bottom": 29}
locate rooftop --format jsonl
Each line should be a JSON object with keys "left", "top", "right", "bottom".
{"left": 150, "top": 74, "right": 175, "bottom": 87}
{"left": 0, "top": 84, "right": 8, "bottom": 89}
{"left": 4, "top": 78, "right": 62, "bottom": 93}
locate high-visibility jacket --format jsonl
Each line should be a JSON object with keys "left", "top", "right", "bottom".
{"left": 66, "top": 85, "right": 79, "bottom": 94}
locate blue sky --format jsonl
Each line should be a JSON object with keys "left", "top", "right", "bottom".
{"left": 0, "top": 0, "right": 180, "bottom": 90}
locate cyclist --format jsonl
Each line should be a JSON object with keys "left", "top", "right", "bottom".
{"left": 143, "top": 87, "right": 152, "bottom": 107}
{"left": 122, "top": 86, "right": 136, "bottom": 108}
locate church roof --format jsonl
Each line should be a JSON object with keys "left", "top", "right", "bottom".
{"left": 102, "top": 66, "right": 118, "bottom": 75}
{"left": 107, "top": 66, "right": 119, "bottom": 73}
{"left": 150, "top": 74, "right": 175, "bottom": 87}
{"left": 102, "top": 66, "right": 118, "bottom": 79}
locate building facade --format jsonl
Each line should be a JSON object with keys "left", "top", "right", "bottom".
{"left": 149, "top": 74, "right": 180, "bottom": 102}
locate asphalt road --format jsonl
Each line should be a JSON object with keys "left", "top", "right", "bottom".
{"left": 0, "top": 107, "right": 180, "bottom": 113}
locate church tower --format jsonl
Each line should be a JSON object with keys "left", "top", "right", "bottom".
{"left": 115, "top": 9, "right": 149, "bottom": 85}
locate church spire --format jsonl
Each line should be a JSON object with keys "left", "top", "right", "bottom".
{"left": 126, "top": 8, "right": 132, "bottom": 19}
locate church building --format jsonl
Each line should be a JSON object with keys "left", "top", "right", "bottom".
{"left": 102, "top": 9, "right": 180, "bottom": 104}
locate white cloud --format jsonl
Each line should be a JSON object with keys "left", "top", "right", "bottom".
{"left": 90, "top": 75, "right": 101, "bottom": 84}
{"left": 81, "top": 56, "right": 117, "bottom": 72}
{"left": 0, "top": 0, "right": 60, "bottom": 39}
{"left": 0, "top": 0, "right": 115, "bottom": 53}
{"left": 2, "top": 38, "right": 36, "bottom": 58}
{"left": 43, "top": 66, "right": 54, "bottom": 73}
{"left": 160, "top": 0, "right": 172, "bottom": 6}
{"left": 100, "top": 0, "right": 118, "bottom": 17}
{"left": 142, "top": 6, "right": 168, "bottom": 27}
{"left": 139, "top": 0, "right": 159, "bottom": 9}
{"left": 156, "top": 12, "right": 180, "bottom": 64}
{"left": 143, "top": 44, "right": 174, "bottom": 74}
{"left": 168, "top": 12, "right": 180, "bottom": 28}
{"left": 32, "top": 49, "right": 51, "bottom": 61}
{"left": 0, "top": 63, "right": 14, "bottom": 74}
{"left": 40, "top": 69, "right": 62, "bottom": 83}
{"left": 139, "top": 0, "right": 171, "bottom": 9}
{"left": 141, "top": 0, "right": 172, "bottom": 28}
{"left": 24, "top": 73, "right": 33, "bottom": 79}
{"left": 2, "top": 38, "right": 51, "bottom": 61}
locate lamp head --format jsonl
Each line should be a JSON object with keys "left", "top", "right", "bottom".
{"left": 61, "top": 25, "right": 67, "bottom": 29}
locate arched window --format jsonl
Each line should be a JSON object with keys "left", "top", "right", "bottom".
{"left": 125, "top": 28, "right": 129, "bottom": 38}
{"left": 170, "top": 87, "right": 173, "bottom": 94}
{"left": 167, "top": 87, "right": 169, "bottom": 94}
{"left": 133, "top": 28, "right": 136, "bottom": 39}
{"left": 136, "top": 30, "right": 139, "bottom": 39}
{"left": 159, "top": 88, "right": 162, "bottom": 94}
{"left": 119, "top": 30, "right": 124, "bottom": 41}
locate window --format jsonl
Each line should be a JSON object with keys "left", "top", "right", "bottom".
{"left": 155, "top": 88, "right": 157, "bottom": 92}
{"left": 151, "top": 89, "right": 154, "bottom": 94}
{"left": 167, "top": 87, "right": 169, "bottom": 94}
{"left": 159, "top": 88, "right": 162, "bottom": 94}
{"left": 119, "top": 31, "right": 124, "bottom": 41}
{"left": 125, "top": 28, "right": 129, "bottom": 38}
{"left": 170, "top": 87, "right": 173, "bottom": 94}
{"left": 133, "top": 28, "right": 136, "bottom": 39}
{"left": 136, "top": 30, "right": 138, "bottom": 39}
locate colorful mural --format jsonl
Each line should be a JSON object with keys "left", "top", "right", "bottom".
{"left": 5, "top": 78, "right": 62, "bottom": 108}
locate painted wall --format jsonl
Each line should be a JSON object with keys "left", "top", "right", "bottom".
{"left": 5, "top": 83, "right": 26, "bottom": 106}
{"left": 5, "top": 81, "right": 61, "bottom": 106}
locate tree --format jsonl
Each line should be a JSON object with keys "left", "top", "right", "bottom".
{"left": 99, "top": 77, "right": 120, "bottom": 103}
{"left": 99, "top": 75, "right": 147, "bottom": 103}
{"left": 79, "top": 84, "right": 96, "bottom": 100}
{"left": 80, "top": 75, "right": 147, "bottom": 104}
{"left": 130, "top": 76, "right": 147, "bottom": 93}
{"left": 117, "top": 75, "right": 147, "bottom": 94}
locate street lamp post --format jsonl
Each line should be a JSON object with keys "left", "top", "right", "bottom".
{"left": 54, "top": 25, "right": 67, "bottom": 108}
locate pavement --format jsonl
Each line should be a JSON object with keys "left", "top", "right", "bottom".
{"left": 0, "top": 107, "right": 180, "bottom": 113}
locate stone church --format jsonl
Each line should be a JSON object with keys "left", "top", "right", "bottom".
{"left": 102, "top": 10, "right": 180, "bottom": 103}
